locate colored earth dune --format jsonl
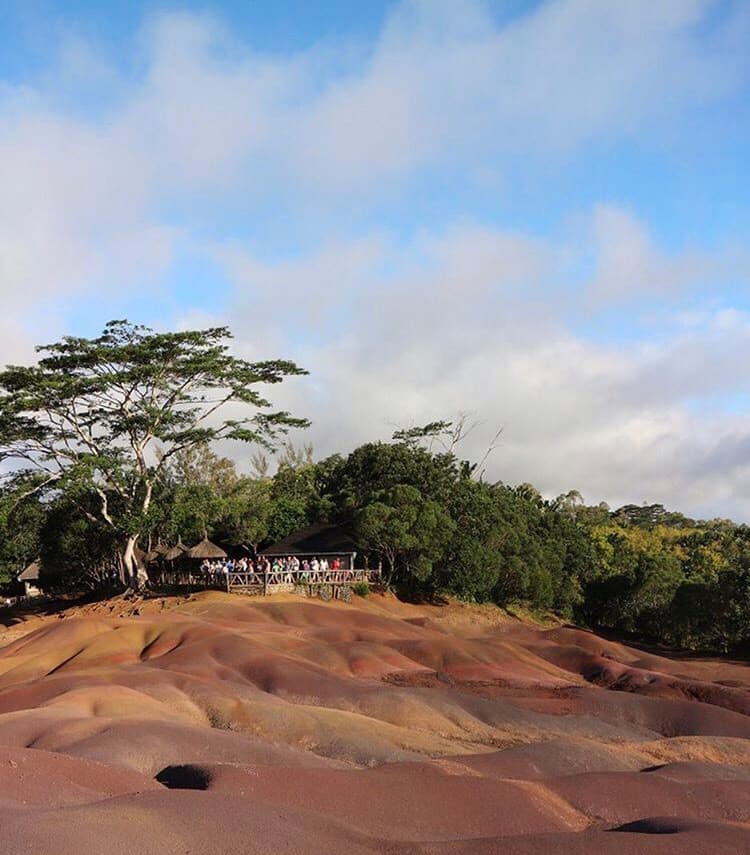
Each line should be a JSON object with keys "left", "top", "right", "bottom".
{"left": 0, "top": 592, "right": 748, "bottom": 853}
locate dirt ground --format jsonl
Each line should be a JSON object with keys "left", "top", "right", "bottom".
{"left": 0, "top": 590, "right": 747, "bottom": 853}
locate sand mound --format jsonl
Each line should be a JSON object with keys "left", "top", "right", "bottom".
{"left": 0, "top": 592, "right": 747, "bottom": 852}
{"left": 0, "top": 745, "right": 158, "bottom": 809}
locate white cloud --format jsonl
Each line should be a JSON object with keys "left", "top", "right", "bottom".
{"left": 586, "top": 205, "right": 750, "bottom": 304}
{"left": 0, "top": 2, "right": 748, "bottom": 518}
{"left": 1, "top": 0, "right": 746, "bottom": 279}
{"left": 210, "top": 211, "right": 750, "bottom": 519}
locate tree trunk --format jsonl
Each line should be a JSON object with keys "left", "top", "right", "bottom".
{"left": 384, "top": 553, "right": 396, "bottom": 588}
{"left": 135, "top": 557, "right": 149, "bottom": 589}
{"left": 122, "top": 535, "right": 138, "bottom": 588}
{"left": 122, "top": 534, "right": 149, "bottom": 590}
{"left": 131, "top": 480, "right": 154, "bottom": 590}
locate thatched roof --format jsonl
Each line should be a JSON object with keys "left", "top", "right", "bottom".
{"left": 144, "top": 550, "right": 161, "bottom": 563}
{"left": 153, "top": 543, "right": 170, "bottom": 556}
{"left": 164, "top": 542, "right": 187, "bottom": 561}
{"left": 261, "top": 523, "right": 357, "bottom": 557}
{"left": 187, "top": 538, "right": 227, "bottom": 560}
{"left": 19, "top": 560, "right": 40, "bottom": 582}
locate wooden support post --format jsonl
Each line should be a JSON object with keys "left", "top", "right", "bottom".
{"left": 263, "top": 566, "right": 268, "bottom": 597}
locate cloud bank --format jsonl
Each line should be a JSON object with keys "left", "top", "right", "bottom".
{"left": 0, "top": 0, "right": 749, "bottom": 518}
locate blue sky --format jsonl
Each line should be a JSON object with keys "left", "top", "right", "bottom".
{"left": 0, "top": 0, "right": 749, "bottom": 518}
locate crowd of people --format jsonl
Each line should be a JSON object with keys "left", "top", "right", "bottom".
{"left": 198, "top": 555, "right": 352, "bottom": 584}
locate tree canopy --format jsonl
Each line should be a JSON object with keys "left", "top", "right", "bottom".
{"left": 0, "top": 320, "right": 308, "bottom": 586}
{"left": 2, "top": 324, "right": 750, "bottom": 657}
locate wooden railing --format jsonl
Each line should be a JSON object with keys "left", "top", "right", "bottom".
{"left": 227, "top": 567, "right": 380, "bottom": 592}
{"left": 156, "top": 566, "right": 381, "bottom": 594}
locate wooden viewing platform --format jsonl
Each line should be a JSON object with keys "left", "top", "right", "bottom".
{"left": 155, "top": 566, "right": 381, "bottom": 601}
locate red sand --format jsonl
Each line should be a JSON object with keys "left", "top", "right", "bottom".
{"left": 0, "top": 591, "right": 747, "bottom": 852}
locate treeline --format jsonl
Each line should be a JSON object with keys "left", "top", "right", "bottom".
{"left": 3, "top": 435, "right": 750, "bottom": 654}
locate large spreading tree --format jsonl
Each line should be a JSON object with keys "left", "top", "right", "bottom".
{"left": 0, "top": 320, "right": 309, "bottom": 587}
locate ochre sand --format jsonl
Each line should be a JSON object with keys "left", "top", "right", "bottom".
{"left": 0, "top": 591, "right": 748, "bottom": 853}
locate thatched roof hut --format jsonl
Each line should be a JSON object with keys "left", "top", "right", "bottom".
{"left": 164, "top": 541, "right": 187, "bottom": 562}
{"left": 187, "top": 538, "right": 227, "bottom": 560}
{"left": 19, "top": 560, "right": 40, "bottom": 582}
{"left": 19, "top": 560, "right": 42, "bottom": 597}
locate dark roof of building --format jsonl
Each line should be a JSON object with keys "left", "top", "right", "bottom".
{"left": 19, "top": 561, "right": 40, "bottom": 582}
{"left": 260, "top": 523, "right": 357, "bottom": 557}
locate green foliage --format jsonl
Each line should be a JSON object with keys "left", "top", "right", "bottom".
{"left": 438, "top": 480, "right": 505, "bottom": 601}
{"left": 267, "top": 495, "right": 309, "bottom": 544}
{"left": 168, "top": 482, "right": 223, "bottom": 544}
{"left": 391, "top": 421, "right": 454, "bottom": 447}
{"left": 355, "top": 483, "right": 455, "bottom": 588}
{"left": 0, "top": 474, "right": 46, "bottom": 583}
{"left": 218, "top": 478, "right": 273, "bottom": 551}
{"left": 333, "top": 442, "right": 460, "bottom": 511}
{"left": 352, "top": 581, "right": 370, "bottom": 597}
{"left": 38, "top": 494, "right": 120, "bottom": 590}
{"left": 0, "top": 320, "right": 308, "bottom": 586}
{"left": 5, "top": 354, "right": 750, "bottom": 659}
{"left": 667, "top": 571, "right": 750, "bottom": 654}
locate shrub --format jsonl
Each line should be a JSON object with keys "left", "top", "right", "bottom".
{"left": 352, "top": 581, "right": 369, "bottom": 597}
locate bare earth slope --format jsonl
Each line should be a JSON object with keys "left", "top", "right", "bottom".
{"left": 0, "top": 592, "right": 748, "bottom": 853}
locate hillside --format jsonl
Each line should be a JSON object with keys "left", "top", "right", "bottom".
{"left": 0, "top": 592, "right": 748, "bottom": 852}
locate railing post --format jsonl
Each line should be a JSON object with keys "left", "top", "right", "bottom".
{"left": 263, "top": 566, "right": 268, "bottom": 597}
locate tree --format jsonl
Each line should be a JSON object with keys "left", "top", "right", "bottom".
{"left": 537, "top": 510, "right": 594, "bottom": 617}
{"left": 391, "top": 412, "right": 503, "bottom": 480}
{"left": 276, "top": 440, "right": 315, "bottom": 469}
{"left": 38, "top": 492, "right": 121, "bottom": 591}
{"left": 0, "top": 320, "right": 308, "bottom": 587}
{"left": 168, "top": 443, "right": 238, "bottom": 493}
{"left": 158, "top": 444, "right": 239, "bottom": 544}
{"left": 550, "top": 490, "right": 584, "bottom": 518}
{"left": 218, "top": 477, "right": 273, "bottom": 554}
{"left": 355, "top": 484, "right": 455, "bottom": 587}
{"left": 0, "top": 473, "right": 47, "bottom": 583}
{"left": 513, "top": 483, "right": 544, "bottom": 507}
{"left": 168, "top": 482, "right": 224, "bottom": 544}
{"left": 263, "top": 445, "right": 336, "bottom": 542}
{"left": 438, "top": 479, "right": 503, "bottom": 601}
{"left": 334, "top": 441, "right": 460, "bottom": 512}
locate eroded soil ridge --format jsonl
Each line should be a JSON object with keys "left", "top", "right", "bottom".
{"left": 0, "top": 592, "right": 748, "bottom": 853}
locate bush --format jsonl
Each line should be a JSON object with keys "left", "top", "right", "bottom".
{"left": 352, "top": 581, "right": 369, "bottom": 597}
